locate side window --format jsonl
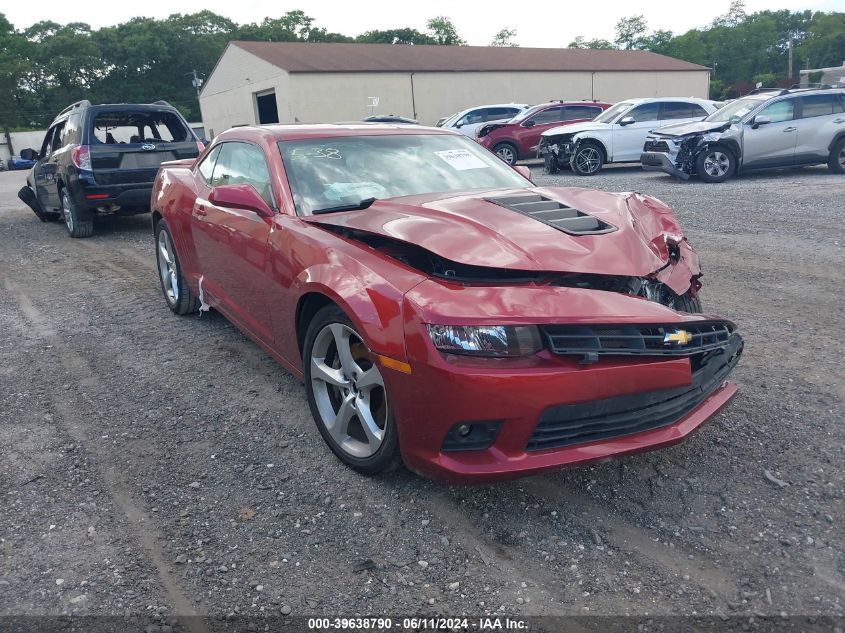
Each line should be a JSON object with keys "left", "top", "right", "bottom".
{"left": 197, "top": 145, "right": 222, "bottom": 183}
{"left": 690, "top": 104, "right": 709, "bottom": 118}
{"left": 44, "top": 122, "right": 67, "bottom": 156}
{"left": 837, "top": 94, "right": 845, "bottom": 114}
{"left": 626, "top": 103, "right": 660, "bottom": 122}
{"left": 211, "top": 142, "right": 275, "bottom": 208}
{"left": 39, "top": 126, "right": 56, "bottom": 159}
{"left": 800, "top": 94, "right": 837, "bottom": 119}
{"left": 460, "top": 109, "right": 486, "bottom": 126}
{"left": 660, "top": 102, "right": 707, "bottom": 120}
{"left": 564, "top": 105, "right": 602, "bottom": 120}
{"left": 486, "top": 107, "right": 514, "bottom": 121}
{"left": 530, "top": 106, "right": 565, "bottom": 125}
{"left": 758, "top": 99, "right": 795, "bottom": 123}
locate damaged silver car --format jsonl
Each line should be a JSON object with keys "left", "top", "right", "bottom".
{"left": 641, "top": 87, "right": 845, "bottom": 183}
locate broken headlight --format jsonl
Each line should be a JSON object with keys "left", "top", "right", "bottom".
{"left": 426, "top": 324, "right": 543, "bottom": 357}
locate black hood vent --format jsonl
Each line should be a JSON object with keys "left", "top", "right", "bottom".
{"left": 485, "top": 193, "right": 616, "bottom": 236}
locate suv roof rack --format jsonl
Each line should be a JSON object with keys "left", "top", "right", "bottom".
{"left": 56, "top": 99, "right": 91, "bottom": 117}
{"left": 789, "top": 83, "right": 834, "bottom": 90}
{"left": 153, "top": 100, "right": 174, "bottom": 106}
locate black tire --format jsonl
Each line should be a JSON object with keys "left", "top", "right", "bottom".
{"left": 155, "top": 219, "right": 199, "bottom": 315}
{"left": 543, "top": 153, "right": 560, "bottom": 175}
{"left": 570, "top": 142, "right": 605, "bottom": 176}
{"left": 60, "top": 188, "right": 94, "bottom": 238}
{"left": 828, "top": 137, "right": 845, "bottom": 174}
{"left": 695, "top": 146, "right": 735, "bottom": 183}
{"left": 492, "top": 142, "right": 518, "bottom": 166}
{"left": 672, "top": 290, "right": 702, "bottom": 313}
{"left": 303, "top": 304, "right": 400, "bottom": 475}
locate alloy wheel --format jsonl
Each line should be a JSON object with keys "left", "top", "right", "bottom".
{"left": 703, "top": 151, "right": 730, "bottom": 178}
{"left": 157, "top": 230, "right": 179, "bottom": 304}
{"left": 496, "top": 146, "right": 515, "bottom": 165}
{"left": 62, "top": 192, "right": 74, "bottom": 233}
{"left": 839, "top": 148, "right": 845, "bottom": 170}
{"left": 309, "top": 323, "right": 388, "bottom": 459}
{"left": 575, "top": 147, "right": 601, "bottom": 173}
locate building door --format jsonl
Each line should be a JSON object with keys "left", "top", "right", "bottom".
{"left": 255, "top": 90, "right": 279, "bottom": 124}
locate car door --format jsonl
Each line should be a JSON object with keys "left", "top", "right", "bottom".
{"left": 794, "top": 93, "right": 845, "bottom": 165}
{"left": 741, "top": 97, "right": 798, "bottom": 169}
{"left": 192, "top": 141, "right": 277, "bottom": 344}
{"left": 512, "top": 105, "right": 567, "bottom": 156}
{"left": 611, "top": 102, "right": 661, "bottom": 162}
{"left": 32, "top": 122, "right": 66, "bottom": 211}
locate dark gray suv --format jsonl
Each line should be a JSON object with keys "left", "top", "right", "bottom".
{"left": 641, "top": 88, "right": 845, "bottom": 182}
{"left": 18, "top": 100, "right": 202, "bottom": 237}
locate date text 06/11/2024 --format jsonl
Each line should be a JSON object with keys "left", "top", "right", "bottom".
{"left": 306, "top": 617, "right": 529, "bottom": 630}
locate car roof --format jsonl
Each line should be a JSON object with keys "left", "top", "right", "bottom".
{"left": 217, "top": 123, "right": 461, "bottom": 143}
{"left": 619, "top": 97, "right": 717, "bottom": 105}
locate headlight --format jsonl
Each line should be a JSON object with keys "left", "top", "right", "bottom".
{"left": 426, "top": 324, "right": 543, "bottom": 357}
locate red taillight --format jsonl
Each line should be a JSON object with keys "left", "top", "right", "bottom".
{"left": 71, "top": 145, "right": 91, "bottom": 170}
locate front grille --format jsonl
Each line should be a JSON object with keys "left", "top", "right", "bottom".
{"left": 485, "top": 193, "right": 616, "bottom": 236}
{"left": 526, "top": 333, "right": 743, "bottom": 451}
{"left": 644, "top": 140, "right": 671, "bottom": 152}
{"left": 541, "top": 321, "right": 733, "bottom": 359}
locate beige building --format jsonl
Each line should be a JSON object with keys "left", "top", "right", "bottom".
{"left": 199, "top": 41, "right": 710, "bottom": 136}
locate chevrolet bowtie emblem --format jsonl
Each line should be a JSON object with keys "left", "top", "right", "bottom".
{"left": 664, "top": 329, "right": 693, "bottom": 345}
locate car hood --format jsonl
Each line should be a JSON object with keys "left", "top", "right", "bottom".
{"left": 305, "top": 187, "right": 688, "bottom": 279}
{"left": 650, "top": 120, "right": 733, "bottom": 138}
{"left": 542, "top": 121, "right": 611, "bottom": 138}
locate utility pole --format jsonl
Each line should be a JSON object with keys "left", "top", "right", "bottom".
{"left": 788, "top": 39, "right": 793, "bottom": 81}
{"left": 188, "top": 69, "right": 203, "bottom": 96}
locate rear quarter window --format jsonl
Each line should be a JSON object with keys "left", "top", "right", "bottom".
{"left": 90, "top": 110, "right": 191, "bottom": 144}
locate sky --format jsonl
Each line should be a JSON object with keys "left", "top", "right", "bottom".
{"left": 5, "top": 0, "right": 844, "bottom": 47}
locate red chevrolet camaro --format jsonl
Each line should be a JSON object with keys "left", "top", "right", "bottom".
{"left": 151, "top": 124, "right": 743, "bottom": 483}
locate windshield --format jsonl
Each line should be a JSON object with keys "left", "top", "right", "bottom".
{"left": 594, "top": 102, "right": 633, "bottom": 124}
{"left": 705, "top": 97, "right": 767, "bottom": 123}
{"left": 279, "top": 134, "right": 531, "bottom": 215}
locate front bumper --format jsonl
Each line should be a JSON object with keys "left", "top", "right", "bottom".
{"left": 640, "top": 151, "right": 690, "bottom": 180}
{"left": 386, "top": 310, "right": 742, "bottom": 484}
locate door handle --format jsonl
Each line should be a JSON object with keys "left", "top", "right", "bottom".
{"left": 783, "top": 127, "right": 797, "bottom": 132}
{"left": 196, "top": 204, "right": 207, "bottom": 217}
{"left": 834, "top": 118, "right": 845, "bottom": 124}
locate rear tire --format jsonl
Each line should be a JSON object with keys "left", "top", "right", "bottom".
{"left": 155, "top": 219, "right": 199, "bottom": 315}
{"left": 303, "top": 305, "right": 400, "bottom": 475}
{"left": 492, "top": 142, "right": 518, "bottom": 166}
{"left": 570, "top": 142, "right": 604, "bottom": 176}
{"left": 695, "top": 146, "right": 735, "bottom": 183}
{"left": 828, "top": 137, "right": 845, "bottom": 174}
{"left": 61, "top": 188, "right": 94, "bottom": 238}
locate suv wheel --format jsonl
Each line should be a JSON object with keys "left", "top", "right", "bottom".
{"left": 492, "top": 142, "right": 518, "bottom": 166}
{"left": 61, "top": 189, "right": 94, "bottom": 238}
{"left": 570, "top": 142, "right": 604, "bottom": 176}
{"left": 828, "top": 137, "right": 845, "bottom": 174}
{"left": 696, "top": 147, "right": 735, "bottom": 183}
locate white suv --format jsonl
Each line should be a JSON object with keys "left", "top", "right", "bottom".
{"left": 538, "top": 97, "right": 719, "bottom": 175}
{"left": 437, "top": 103, "right": 529, "bottom": 138}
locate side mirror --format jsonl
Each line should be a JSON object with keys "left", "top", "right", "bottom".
{"left": 513, "top": 165, "right": 533, "bottom": 182}
{"left": 618, "top": 116, "right": 635, "bottom": 126}
{"left": 209, "top": 184, "right": 274, "bottom": 218}
{"left": 20, "top": 148, "right": 37, "bottom": 161}
{"left": 522, "top": 120, "right": 536, "bottom": 128}
{"left": 751, "top": 115, "right": 771, "bottom": 129}
{"left": 454, "top": 121, "right": 464, "bottom": 129}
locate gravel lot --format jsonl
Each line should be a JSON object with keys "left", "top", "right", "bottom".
{"left": 1, "top": 164, "right": 842, "bottom": 630}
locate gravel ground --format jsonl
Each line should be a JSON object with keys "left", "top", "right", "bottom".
{"left": 0, "top": 164, "right": 842, "bottom": 630}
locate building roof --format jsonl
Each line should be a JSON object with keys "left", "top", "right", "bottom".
{"left": 230, "top": 41, "right": 709, "bottom": 74}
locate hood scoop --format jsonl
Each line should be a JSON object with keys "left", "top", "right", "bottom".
{"left": 485, "top": 193, "right": 616, "bottom": 236}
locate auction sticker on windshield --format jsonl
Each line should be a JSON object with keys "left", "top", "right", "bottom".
{"left": 434, "top": 149, "right": 488, "bottom": 171}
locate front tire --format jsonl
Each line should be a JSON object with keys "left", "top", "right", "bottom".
{"left": 570, "top": 142, "right": 604, "bottom": 176}
{"left": 492, "top": 142, "right": 518, "bottom": 166}
{"left": 303, "top": 305, "right": 400, "bottom": 475}
{"left": 543, "top": 153, "right": 560, "bottom": 175}
{"left": 696, "top": 146, "right": 735, "bottom": 183}
{"left": 155, "top": 219, "right": 199, "bottom": 315}
{"left": 61, "top": 188, "right": 94, "bottom": 238}
{"left": 828, "top": 137, "right": 845, "bottom": 174}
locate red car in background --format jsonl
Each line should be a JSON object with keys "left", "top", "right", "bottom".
{"left": 477, "top": 101, "right": 611, "bottom": 165}
{"left": 151, "top": 123, "right": 742, "bottom": 483}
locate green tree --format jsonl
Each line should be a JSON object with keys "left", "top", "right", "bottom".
{"left": 426, "top": 16, "right": 466, "bottom": 45}
{"left": 568, "top": 35, "right": 614, "bottom": 49}
{"left": 615, "top": 15, "right": 648, "bottom": 49}
{"left": 356, "top": 28, "right": 435, "bottom": 45}
{"left": 491, "top": 28, "right": 518, "bottom": 47}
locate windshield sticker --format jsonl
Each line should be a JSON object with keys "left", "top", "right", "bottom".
{"left": 290, "top": 147, "right": 343, "bottom": 159}
{"left": 323, "top": 182, "right": 388, "bottom": 201}
{"left": 434, "top": 149, "right": 488, "bottom": 171}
